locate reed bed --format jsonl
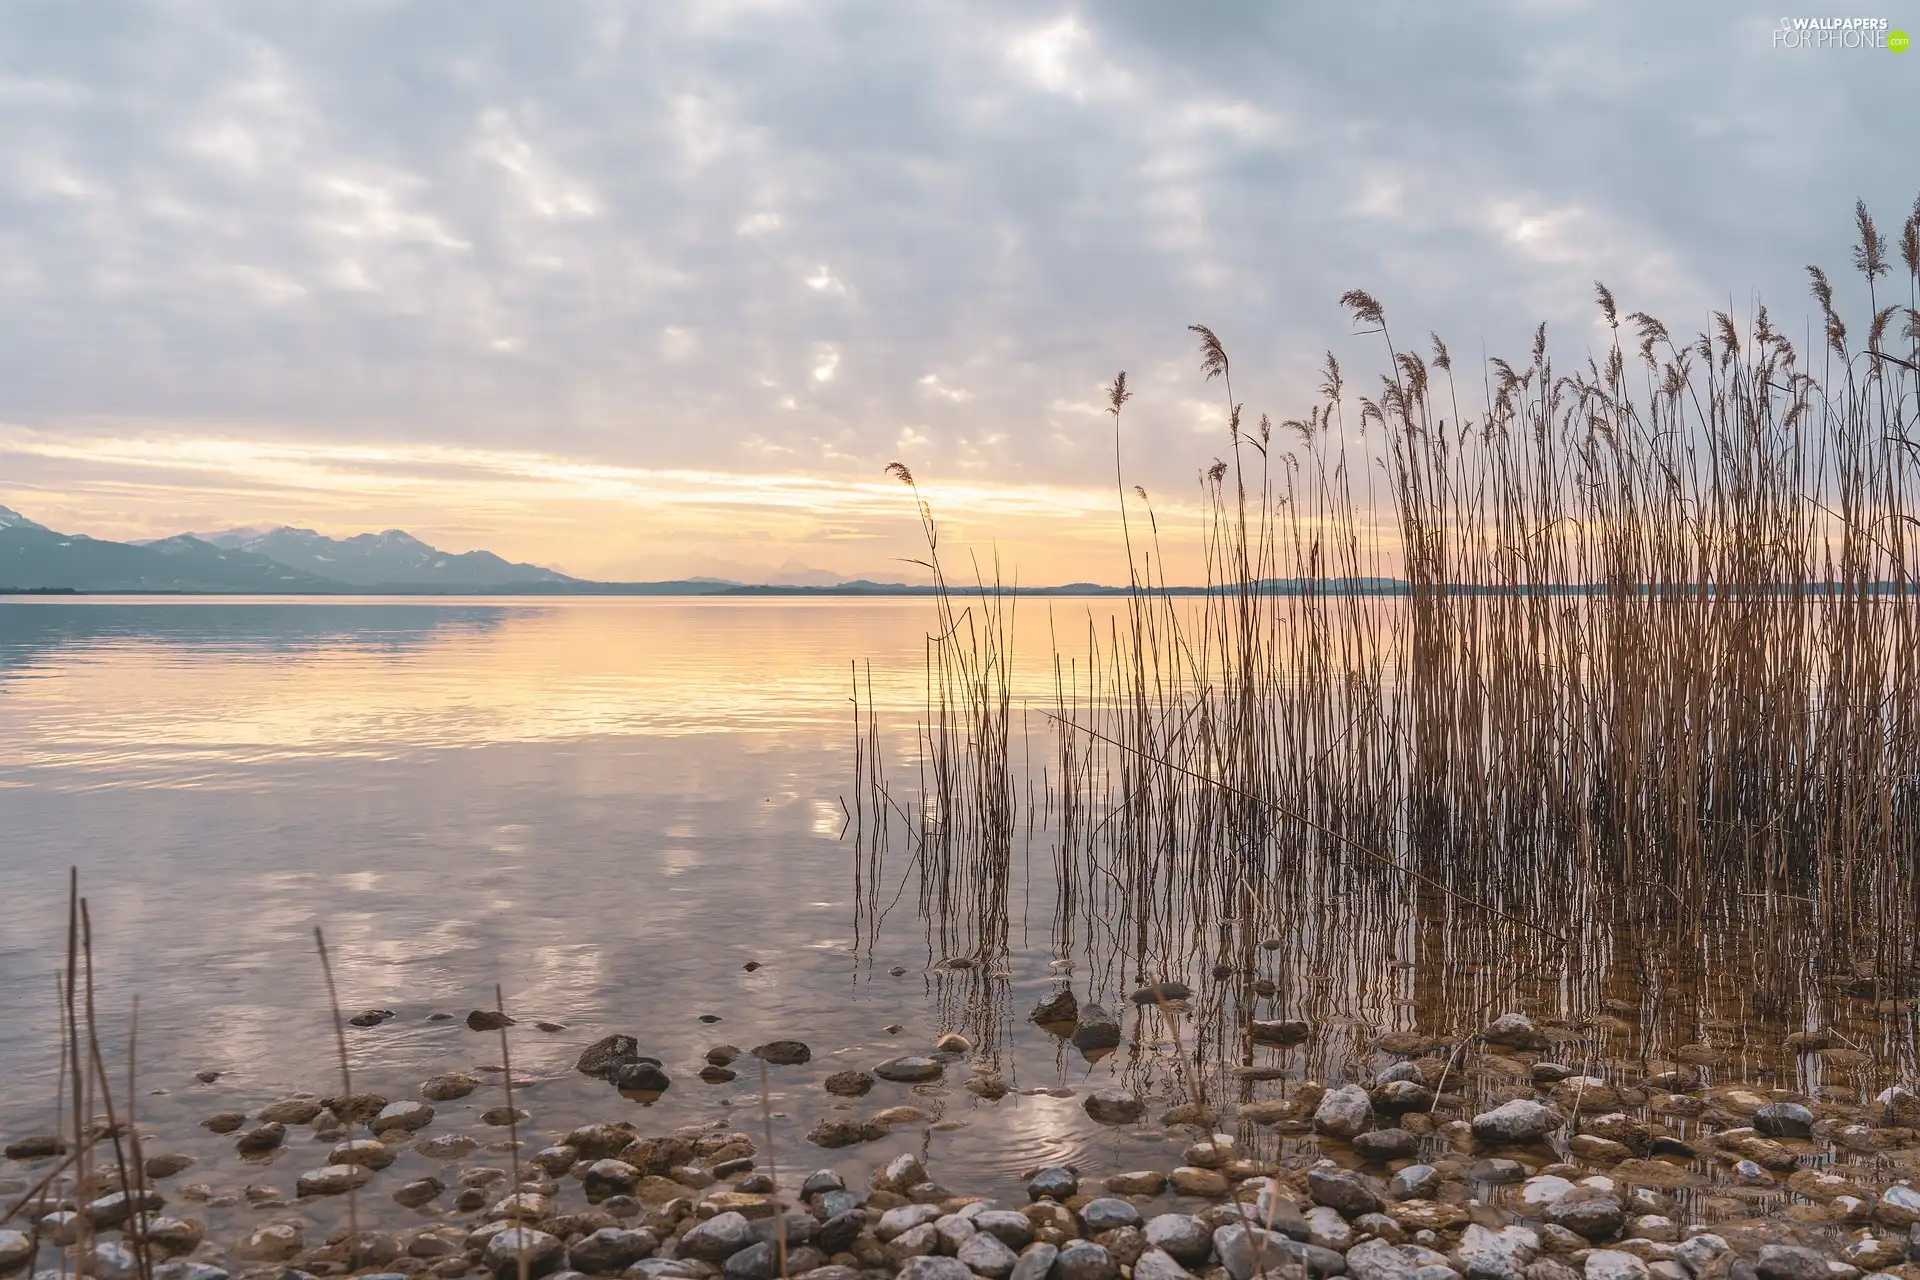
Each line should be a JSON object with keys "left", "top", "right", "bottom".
{"left": 856, "top": 200, "right": 1920, "bottom": 1088}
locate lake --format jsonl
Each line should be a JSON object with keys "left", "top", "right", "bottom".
{"left": 0, "top": 595, "right": 1908, "bottom": 1240}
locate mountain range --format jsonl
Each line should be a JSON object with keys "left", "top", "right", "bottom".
{"left": 0, "top": 506, "right": 592, "bottom": 593}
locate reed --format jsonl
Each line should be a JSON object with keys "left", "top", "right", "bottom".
{"left": 858, "top": 199, "right": 1920, "bottom": 1084}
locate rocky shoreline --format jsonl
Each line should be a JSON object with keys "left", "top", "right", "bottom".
{"left": 6, "top": 1010, "right": 1920, "bottom": 1280}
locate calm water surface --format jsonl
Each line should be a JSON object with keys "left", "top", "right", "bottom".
{"left": 0, "top": 596, "right": 1177, "bottom": 1204}
{"left": 0, "top": 596, "right": 1911, "bottom": 1234}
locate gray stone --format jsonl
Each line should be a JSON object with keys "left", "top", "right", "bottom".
{"left": 723, "top": 1242, "right": 779, "bottom": 1280}
{"left": 1251, "top": 1189, "right": 1310, "bottom": 1240}
{"left": 878, "top": 1204, "right": 945, "bottom": 1241}
{"left": 1308, "top": 1168, "right": 1383, "bottom": 1218}
{"left": 1054, "top": 1241, "right": 1117, "bottom": 1280}
{"left": 1346, "top": 1239, "right": 1419, "bottom": 1280}
{"left": 373, "top": 1100, "right": 435, "bottom": 1132}
{"left": 1354, "top": 1129, "right": 1420, "bottom": 1162}
{"left": 681, "top": 1212, "right": 756, "bottom": 1261}
{"left": 895, "top": 1259, "right": 971, "bottom": 1280}
{"left": 152, "top": 1265, "right": 230, "bottom": 1280}
{"left": 1071, "top": 1006, "right": 1122, "bottom": 1052}
{"left": 875, "top": 1154, "right": 929, "bottom": 1192}
{"left": 1145, "top": 1215, "right": 1213, "bottom": 1266}
{"left": 1584, "top": 1253, "right": 1648, "bottom": 1280}
{"left": 0, "top": 1233, "right": 34, "bottom": 1277}
{"left": 395, "top": 1176, "right": 446, "bottom": 1208}
{"left": 296, "top": 1164, "right": 373, "bottom": 1197}
{"left": 958, "top": 1231, "right": 1021, "bottom": 1279}
{"left": 1084, "top": 1090, "right": 1144, "bottom": 1125}
{"left": 1390, "top": 1166, "right": 1441, "bottom": 1201}
{"left": 1470, "top": 1160, "right": 1526, "bottom": 1185}
{"left": 1753, "top": 1248, "right": 1828, "bottom": 1280}
{"left": 1314, "top": 1084, "right": 1374, "bottom": 1138}
{"left": 1305, "top": 1206, "right": 1352, "bottom": 1252}
{"left": 482, "top": 1228, "right": 567, "bottom": 1280}
{"left": 85, "top": 1189, "right": 165, "bottom": 1228}
{"left": 1752, "top": 1104, "right": 1813, "bottom": 1140}
{"left": 1028, "top": 1166, "right": 1079, "bottom": 1201}
{"left": 887, "top": 1226, "right": 938, "bottom": 1262}
{"left": 1471, "top": 1100, "right": 1559, "bottom": 1145}
{"left": 874, "top": 1057, "right": 944, "bottom": 1084}
{"left": 571, "top": 1228, "right": 656, "bottom": 1274}
{"left": 975, "top": 1210, "right": 1036, "bottom": 1249}
{"left": 1545, "top": 1196, "right": 1625, "bottom": 1242}
{"left": 1672, "top": 1236, "right": 1729, "bottom": 1277}
{"left": 1135, "top": 1252, "right": 1196, "bottom": 1280}
{"left": 1518, "top": 1177, "right": 1575, "bottom": 1213}
{"left": 1482, "top": 1013, "right": 1548, "bottom": 1050}
{"left": 1079, "top": 1199, "right": 1144, "bottom": 1233}
{"left": 629, "top": 1262, "right": 704, "bottom": 1279}
{"left": 933, "top": 1213, "right": 976, "bottom": 1253}
{"left": 1012, "top": 1243, "right": 1059, "bottom": 1280}
{"left": 1456, "top": 1226, "right": 1538, "bottom": 1280}
{"left": 576, "top": 1035, "right": 639, "bottom": 1078}
{"left": 818, "top": 1211, "right": 865, "bottom": 1254}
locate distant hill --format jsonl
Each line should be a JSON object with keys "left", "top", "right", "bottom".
{"left": 0, "top": 507, "right": 341, "bottom": 592}
{"left": 191, "top": 525, "right": 577, "bottom": 588}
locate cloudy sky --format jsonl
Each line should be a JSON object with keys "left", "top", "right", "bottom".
{"left": 0, "top": 2, "right": 1910, "bottom": 583}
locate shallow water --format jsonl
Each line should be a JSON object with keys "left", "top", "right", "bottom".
{"left": 0, "top": 596, "right": 1915, "bottom": 1237}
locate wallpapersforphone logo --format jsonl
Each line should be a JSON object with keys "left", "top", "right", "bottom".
{"left": 1772, "top": 16, "right": 1908, "bottom": 49}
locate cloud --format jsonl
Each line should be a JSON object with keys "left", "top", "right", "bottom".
{"left": 0, "top": 2, "right": 1907, "bottom": 580}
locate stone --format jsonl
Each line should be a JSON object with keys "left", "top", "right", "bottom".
{"left": 1472, "top": 1100, "right": 1560, "bottom": 1145}
{"left": 1585, "top": 1256, "right": 1648, "bottom": 1280}
{"left": 682, "top": 1212, "right": 756, "bottom": 1260}
{"left": 331, "top": 1138, "right": 398, "bottom": 1169}
{"left": 957, "top": 1231, "right": 1021, "bottom": 1279}
{"left": 1054, "top": 1241, "right": 1117, "bottom": 1280}
{"left": 1752, "top": 1248, "right": 1828, "bottom": 1280}
{"left": 152, "top": 1265, "right": 229, "bottom": 1280}
{"left": 1482, "top": 1014, "right": 1548, "bottom": 1050}
{"left": 1355, "top": 1129, "right": 1421, "bottom": 1162}
{"left": 1545, "top": 1195, "right": 1626, "bottom": 1241}
{"left": 481, "top": 1228, "right": 564, "bottom": 1279}
{"left": 1012, "top": 1243, "right": 1058, "bottom": 1280}
{"left": 1251, "top": 1020, "right": 1313, "bottom": 1046}
{"left": 807, "top": 1119, "right": 884, "bottom": 1148}
{"left": 1470, "top": 1160, "right": 1527, "bottom": 1185}
{"left": 1250, "top": 1188, "right": 1311, "bottom": 1239}
{"left": 297, "top": 1164, "right": 374, "bottom": 1197}
{"left": 888, "top": 1223, "right": 938, "bottom": 1261}
{"left": 1108, "top": 1171, "right": 1168, "bottom": 1196}
{"left": 0, "top": 1232, "right": 34, "bottom": 1275}
{"left": 1347, "top": 1238, "right": 1420, "bottom": 1280}
{"left": 423, "top": 1072, "right": 482, "bottom": 1101}
{"left": 1031, "top": 990, "right": 1079, "bottom": 1025}
{"left": 975, "top": 1211, "right": 1035, "bottom": 1249}
{"left": 1028, "top": 1166, "right": 1078, "bottom": 1201}
{"left": 1315, "top": 1084, "right": 1374, "bottom": 1138}
{"left": 585, "top": 1160, "right": 640, "bottom": 1202}
{"left": 84, "top": 1189, "right": 164, "bottom": 1227}
{"left": 569, "top": 1227, "right": 657, "bottom": 1276}
{"left": 1084, "top": 1090, "right": 1144, "bottom": 1125}
{"left": 1214, "top": 1224, "right": 1344, "bottom": 1280}
{"left": 1309, "top": 1167, "right": 1384, "bottom": 1217}
{"left": 235, "top": 1223, "right": 304, "bottom": 1262}
{"left": 396, "top": 1176, "right": 446, "bottom": 1208}
{"left": 824, "top": 1071, "right": 874, "bottom": 1097}
{"left": 1071, "top": 1005, "right": 1123, "bottom": 1052}
{"left": 201, "top": 1112, "right": 244, "bottom": 1134}
{"left": 1134, "top": 1249, "right": 1198, "bottom": 1280}
{"left": 818, "top": 1210, "right": 865, "bottom": 1253}
{"left": 1752, "top": 1104, "right": 1814, "bottom": 1140}
{"left": 753, "top": 1040, "right": 811, "bottom": 1066}
{"left": 1170, "top": 1167, "right": 1230, "bottom": 1197}
{"left": 1131, "top": 982, "right": 1195, "bottom": 1006}
{"left": 1306, "top": 1206, "right": 1353, "bottom": 1252}
{"left": 1145, "top": 1215, "right": 1212, "bottom": 1266}
{"left": 1457, "top": 1225, "right": 1539, "bottom": 1280}
{"left": 374, "top": 1100, "right": 436, "bottom": 1132}
{"left": 874, "top": 1153, "right": 929, "bottom": 1193}
{"left": 322, "top": 1091, "right": 391, "bottom": 1123}
{"left": 235, "top": 1123, "right": 287, "bottom": 1155}
{"left": 722, "top": 1242, "right": 779, "bottom": 1280}
{"left": 144, "top": 1152, "right": 195, "bottom": 1179}
{"left": 877, "top": 1205, "right": 944, "bottom": 1241}
{"left": 257, "top": 1097, "right": 324, "bottom": 1124}
{"left": 896, "top": 1259, "right": 971, "bottom": 1280}
{"left": 1877, "top": 1184, "right": 1920, "bottom": 1227}
{"left": 874, "top": 1057, "right": 943, "bottom": 1084}
{"left": 613, "top": 1061, "right": 671, "bottom": 1094}
{"left": 468, "top": 1009, "right": 514, "bottom": 1031}
{"left": 419, "top": 1134, "right": 480, "bottom": 1159}
{"left": 1391, "top": 1166, "right": 1441, "bottom": 1201}
{"left": 1080, "top": 1198, "right": 1143, "bottom": 1233}
{"left": 1519, "top": 1177, "right": 1575, "bottom": 1212}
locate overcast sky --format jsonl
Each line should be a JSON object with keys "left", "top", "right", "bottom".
{"left": 0, "top": 2, "right": 1911, "bottom": 582}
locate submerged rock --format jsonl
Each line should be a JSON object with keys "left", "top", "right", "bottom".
{"left": 1084, "top": 1089, "right": 1145, "bottom": 1125}
{"left": 1032, "top": 989, "right": 1080, "bottom": 1025}
{"left": 576, "top": 1035, "right": 639, "bottom": 1078}
{"left": 467, "top": 1010, "right": 514, "bottom": 1032}
{"left": 874, "top": 1056, "right": 943, "bottom": 1083}
{"left": 1071, "top": 1005, "right": 1123, "bottom": 1052}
